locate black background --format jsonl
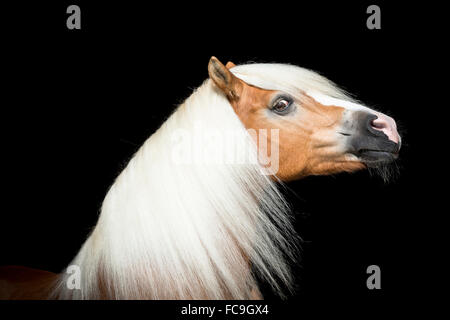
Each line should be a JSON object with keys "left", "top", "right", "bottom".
{"left": 1, "top": 0, "right": 444, "bottom": 318}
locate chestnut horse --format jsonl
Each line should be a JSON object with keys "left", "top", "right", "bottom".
{"left": 0, "top": 57, "right": 401, "bottom": 299}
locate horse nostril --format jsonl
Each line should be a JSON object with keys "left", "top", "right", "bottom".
{"left": 371, "top": 118, "right": 387, "bottom": 130}
{"left": 368, "top": 114, "right": 400, "bottom": 144}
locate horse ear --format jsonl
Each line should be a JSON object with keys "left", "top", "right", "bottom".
{"left": 225, "top": 61, "right": 236, "bottom": 69}
{"left": 208, "top": 56, "right": 242, "bottom": 101}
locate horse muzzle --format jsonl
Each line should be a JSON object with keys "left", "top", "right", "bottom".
{"left": 342, "top": 110, "right": 401, "bottom": 167}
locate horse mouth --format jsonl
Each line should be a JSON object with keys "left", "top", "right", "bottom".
{"left": 358, "top": 149, "right": 399, "bottom": 166}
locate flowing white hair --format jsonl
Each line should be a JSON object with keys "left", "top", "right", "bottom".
{"left": 50, "top": 73, "right": 301, "bottom": 299}
{"left": 231, "top": 62, "right": 353, "bottom": 101}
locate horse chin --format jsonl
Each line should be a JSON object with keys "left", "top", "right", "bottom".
{"left": 358, "top": 150, "right": 399, "bottom": 168}
{"left": 357, "top": 151, "right": 400, "bottom": 183}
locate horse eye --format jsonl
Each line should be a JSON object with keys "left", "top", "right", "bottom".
{"left": 271, "top": 98, "right": 293, "bottom": 115}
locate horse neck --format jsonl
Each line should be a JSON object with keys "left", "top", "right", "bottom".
{"left": 56, "top": 80, "right": 297, "bottom": 299}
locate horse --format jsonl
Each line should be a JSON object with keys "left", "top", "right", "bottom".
{"left": 0, "top": 57, "right": 401, "bottom": 300}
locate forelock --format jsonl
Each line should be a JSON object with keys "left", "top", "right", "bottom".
{"left": 230, "top": 63, "right": 355, "bottom": 102}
